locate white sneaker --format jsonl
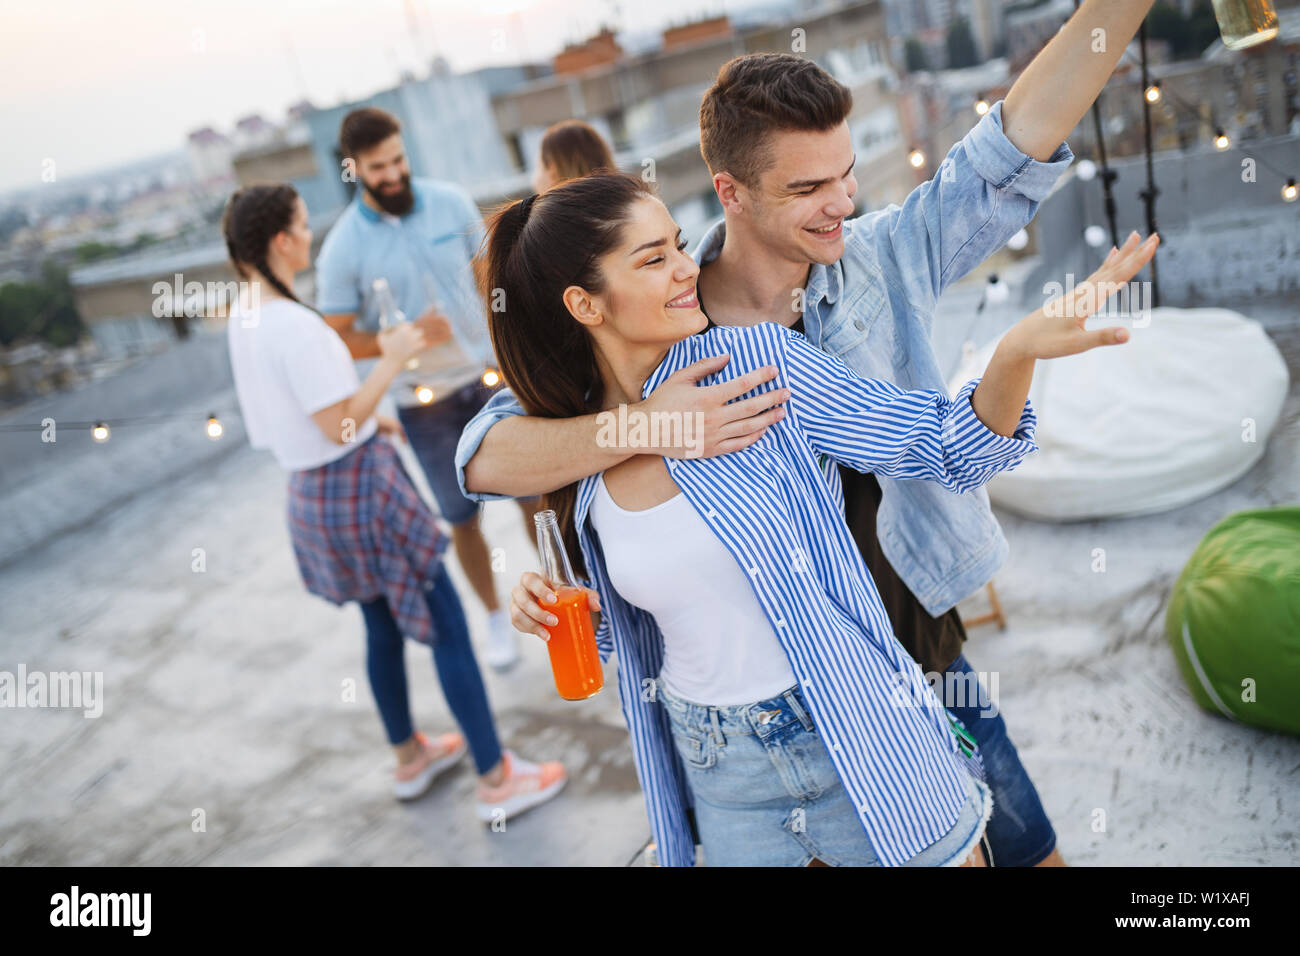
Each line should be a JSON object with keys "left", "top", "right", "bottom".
{"left": 474, "top": 749, "right": 567, "bottom": 823}
{"left": 483, "top": 608, "right": 520, "bottom": 671}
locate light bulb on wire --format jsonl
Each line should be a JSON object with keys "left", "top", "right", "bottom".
{"left": 908, "top": 147, "right": 926, "bottom": 169}
{"left": 1214, "top": 129, "right": 1230, "bottom": 151}
{"left": 206, "top": 414, "right": 224, "bottom": 440}
{"left": 91, "top": 422, "right": 110, "bottom": 443}
{"left": 415, "top": 385, "right": 435, "bottom": 405}
{"left": 481, "top": 368, "right": 500, "bottom": 387}
{"left": 1075, "top": 158, "right": 1097, "bottom": 181}
{"left": 974, "top": 98, "right": 990, "bottom": 116}
{"left": 1284, "top": 178, "right": 1298, "bottom": 203}
{"left": 984, "top": 274, "right": 1010, "bottom": 304}
{"left": 1084, "top": 225, "right": 1108, "bottom": 248}
{"left": 1144, "top": 83, "right": 1161, "bottom": 104}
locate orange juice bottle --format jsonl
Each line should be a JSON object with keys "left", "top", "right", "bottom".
{"left": 534, "top": 510, "right": 604, "bottom": 700}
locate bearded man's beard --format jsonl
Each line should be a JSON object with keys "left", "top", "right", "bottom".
{"left": 363, "top": 174, "right": 414, "bottom": 216}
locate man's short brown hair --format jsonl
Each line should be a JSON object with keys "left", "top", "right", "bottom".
{"left": 339, "top": 107, "right": 401, "bottom": 160}
{"left": 699, "top": 53, "right": 853, "bottom": 188}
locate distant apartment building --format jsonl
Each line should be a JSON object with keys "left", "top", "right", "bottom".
{"left": 490, "top": 0, "right": 914, "bottom": 238}
{"left": 185, "top": 127, "right": 235, "bottom": 187}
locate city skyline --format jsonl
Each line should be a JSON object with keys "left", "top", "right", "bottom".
{"left": 0, "top": 0, "right": 760, "bottom": 193}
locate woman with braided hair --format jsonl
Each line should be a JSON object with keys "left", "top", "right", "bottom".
{"left": 221, "top": 184, "right": 567, "bottom": 821}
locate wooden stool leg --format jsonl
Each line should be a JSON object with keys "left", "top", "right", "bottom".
{"left": 960, "top": 582, "right": 1007, "bottom": 631}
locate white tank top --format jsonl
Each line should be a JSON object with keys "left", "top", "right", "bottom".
{"left": 588, "top": 470, "right": 797, "bottom": 706}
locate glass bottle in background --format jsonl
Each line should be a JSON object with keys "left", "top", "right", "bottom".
{"left": 534, "top": 510, "right": 604, "bottom": 700}
{"left": 372, "top": 277, "right": 419, "bottom": 370}
{"left": 1211, "top": 0, "right": 1279, "bottom": 51}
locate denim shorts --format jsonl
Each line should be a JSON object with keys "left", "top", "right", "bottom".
{"left": 396, "top": 379, "right": 539, "bottom": 525}
{"left": 658, "top": 678, "right": 994, "bottom": 866}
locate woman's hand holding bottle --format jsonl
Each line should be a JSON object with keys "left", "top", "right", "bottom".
{"left": 377, "top": 322, "right": 431, "bottom": 367}
{"left": 511, "top": 570, "right": 601, "bottom": 642}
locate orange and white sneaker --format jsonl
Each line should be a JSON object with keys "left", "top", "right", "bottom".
{"left": 393, "top": 730, "right": 467, "bottom": 801}
{"left": 474, "top": 749, "right": 567, "bottom": 823}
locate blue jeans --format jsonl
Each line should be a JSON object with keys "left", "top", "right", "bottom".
{"left": 358, "top": 563, "right": 502, "bottom": 775}
{"left": 943, "top": 652, "right": 1057, "bottom": 866}
{"left": 659, "top": 679, "right": 993, "bottom": 866}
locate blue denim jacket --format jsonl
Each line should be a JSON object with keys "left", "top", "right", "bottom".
{"left": 455, "top": 99, "right": 1072, "bottom": 615}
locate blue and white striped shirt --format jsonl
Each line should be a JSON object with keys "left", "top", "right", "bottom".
{"left": 573, "top": 320, "right": 1038, "bottom": 867}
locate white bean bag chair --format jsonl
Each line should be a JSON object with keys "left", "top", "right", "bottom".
{"left": 946, "top": 306, "right": 1290, "bottom": 521}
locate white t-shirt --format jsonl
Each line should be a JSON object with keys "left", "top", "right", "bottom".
{"left": 589, "top": 471, "right": 797, "bottom": 707}
{"left": 227, "top": 296, "right": 378, "bottom": 471}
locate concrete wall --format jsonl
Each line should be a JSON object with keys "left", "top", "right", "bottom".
{"left": 0, "top": 328, "right": 242, "bottom": 567}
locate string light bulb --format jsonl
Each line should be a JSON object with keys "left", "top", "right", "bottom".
{"left": 1284, "top": 178, "right": 1298, "bottom": 203}
{"left": 1214, "top": 129, "right": 1230, "bottom": 151}
{"left": 91, "top": 422, "right": 110, "bottom": 443}
{"left": 1084, "top": 225, "right": 1108, "bottom": 248}
{"left": 984, "top": 274, "right": 1010, "bottom": 304}
{"left": 1006, "top": 228, "right": 1029, "bottom": 251}
{"left": 908, "top": 147, "right": 926, "bottom": 169}
{"left": 1144, "top": 83, "right": 1162, "bottom": 104}
{"left": 1076, "top": 158, "right": 1098, "bottom": 181}
{"left": 974, "top": 98, "right": 990, "bottom": 116}
{"left": 414, "top": 385, "right": 435, "bottom": 404}
{"left": 206, "top": 414, "right": 224, "bottom": 440}
{"left": 482, "top": 368, "right": 500, "bottom": 387}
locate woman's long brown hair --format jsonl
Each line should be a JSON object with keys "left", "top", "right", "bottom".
{"left": 476, "top": 172, "right": 655, "bottom": 577}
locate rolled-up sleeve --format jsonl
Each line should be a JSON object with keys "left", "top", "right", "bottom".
{"left": 964, "top": 99, "right": 1073, "bottom": 202}
{"left": 777, "top": 324, "right": 1037, "bottom": 494}
{"left": 454, "top": 386, "right": 529, "bottom": 502}
{"left": 938, "top": 376, "right": 1038, "bottom": 490}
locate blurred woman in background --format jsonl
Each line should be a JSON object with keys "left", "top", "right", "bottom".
{"left": 220, "top": 183, "right": 567, "bottom": 822}
{"left": 532, "top": 119, "right": 616, "bottom": 192}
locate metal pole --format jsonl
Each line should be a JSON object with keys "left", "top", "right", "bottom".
{"left": 1090, "top": 101, "right": 1121, "bottom": 250}
{"left": 1138, "top": 20, "right": 1161, "bottom": 307}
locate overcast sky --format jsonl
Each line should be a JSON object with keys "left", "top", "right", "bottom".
{"left": 0, "top": 0, "right": 749, "bottom": 192}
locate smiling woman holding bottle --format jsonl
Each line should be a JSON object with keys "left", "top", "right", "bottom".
{"left": 486, "top": 172, "right": 1158, "bottom": 867}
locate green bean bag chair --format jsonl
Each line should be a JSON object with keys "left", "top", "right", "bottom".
{"left": 1166, "top": 506, "right": 1300, "bottom": 737}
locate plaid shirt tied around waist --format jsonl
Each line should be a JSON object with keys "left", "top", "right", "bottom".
{"left": 287, "top": 434, "right": 450, "bottom": 644}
